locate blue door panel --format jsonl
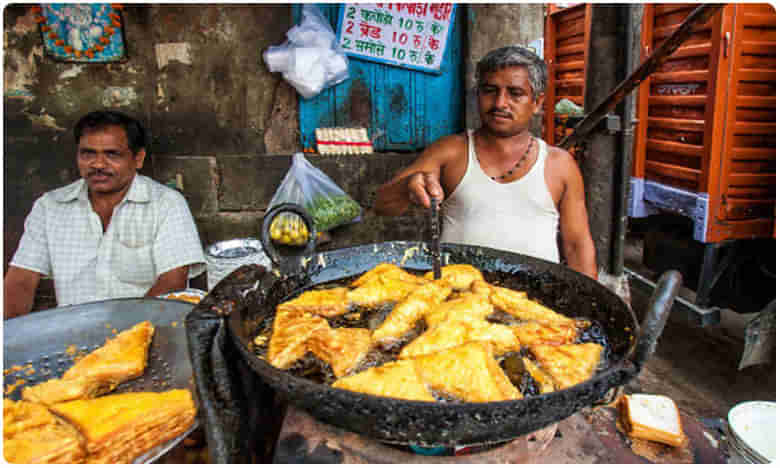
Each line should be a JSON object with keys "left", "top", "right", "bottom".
{"left": 294, "top": 4, "right": 464, "bottom": 152}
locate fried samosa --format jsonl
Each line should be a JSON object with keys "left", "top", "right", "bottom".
{"left": 22, "top": 321, "right": 155, "bottom": 405}
{"left": 277, "top": 287, "right": 350, "bottom": 317}
{"left": 414, "top": 341, "right": 522, "bottom": 402}
{"left": 371, "top": 279, "right": 452, "bottom": 344}
{"left": 423, "top": 294, "right": 494, "bottom": 328}
{"left": 488, "top": 286, "right": 574, "bottom": 326}
{"left": 529, "top": 343, "right": 603, "bottom": 390}
{"left": 400, "top": 315, "right": 519, "bottom": 359}
{"left": 307, "top": 327, "right": 373, "bottom": 377}
{"left": 267, "top": 307, "right": 329, "bottom": 369}
{"left": 350, "top": 263, "right": 428, "bottom": 288}
{"left": 332, "top": 359, "right": 435, "bottom": 402}
{"left": 49, "top": 389, "right": 196, "bottom": 464}
{"left": 424, "top": 264, "right": 484, "bottom": 290}
{"left": 3, "top": 399, "right": 86, "bottom": 464}
{"left": 512, "top": 321, "right": 579, "bottom": 346}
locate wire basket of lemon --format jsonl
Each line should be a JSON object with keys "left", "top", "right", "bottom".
{"left": 269, "top": 212, "right": 310, "bottom": 246}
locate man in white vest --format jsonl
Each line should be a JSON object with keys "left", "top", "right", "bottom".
{"left": 374, "top": 46, "right": 597, "bottom": 279}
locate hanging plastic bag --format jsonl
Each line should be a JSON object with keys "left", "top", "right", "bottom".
{"left": 268, "top": 153, "right": 362, "bottom": 246}
{"left": 262, "top": 4, "right": 350, "bottom": 99}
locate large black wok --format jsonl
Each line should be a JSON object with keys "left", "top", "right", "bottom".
{"left": 188, "top": 204, "right": 681, "bottom": 451}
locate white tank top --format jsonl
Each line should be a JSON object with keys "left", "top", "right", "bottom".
{"left": 440, "top": 130, "right": 560, "bottom": 263}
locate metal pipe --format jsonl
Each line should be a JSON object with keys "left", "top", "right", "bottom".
{"left": 610, "top": 4, "right": 640, "bottom": 275}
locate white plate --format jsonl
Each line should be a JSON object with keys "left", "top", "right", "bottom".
{"left": 728, "top": 401, "right": 776, "bottom": 463}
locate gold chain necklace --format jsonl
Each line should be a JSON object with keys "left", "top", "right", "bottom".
{"left": 479, "top": 137, "right": 535, "bottom": 181}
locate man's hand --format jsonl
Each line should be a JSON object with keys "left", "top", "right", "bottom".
{"left": 145, "top": 265, "right": 189, "bottom": 298}
{"left": 4, "top": 267, "right": 41, "bottom": 320}
{"left": 407, "top": 172, "right": 444, "bottom": 208}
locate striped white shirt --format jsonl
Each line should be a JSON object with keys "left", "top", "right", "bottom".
{"left": 10, "top": 174, "right": 206, "bottom": 306}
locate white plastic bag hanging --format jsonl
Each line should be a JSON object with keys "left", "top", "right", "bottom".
{"left": 262, "top": 5, "right": 349, "bottom": 99}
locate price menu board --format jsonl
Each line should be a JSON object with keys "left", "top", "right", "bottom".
{"left": 336, "top": 3, "right": 457, "bottom": 74}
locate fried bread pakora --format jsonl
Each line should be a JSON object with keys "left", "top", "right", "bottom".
{"left": 488, "top": 285, "right": 574, "bottom": 326}
{"left": 350, "top": 263, "right": 429, "bottom": 288}
{"left": 414, "top": 341, "right": 522, "bottom": 402}
{"left": 512, "top": 321, "right": 579, "bottom": 346}
{"left": 371, "top": 279, "right": 453, "bottom": 344}
{"left": 400, "top": 314, "right": 519, "bottom": 359}
{"left": 332, "top": 359, "right": 435, "bottom": 402}
{"left": 346, "top": 275, "right": 423, "bottom": 307}
{"left": 50, "top": 389, "right": 196, "bottom": 464}
{"left": 277, "top": 287, "right": 350, "bottom": 317}
{"left": 423, "top": 293, "right": 494, "bottom": 328}
{"left": 267, "top": 307, "right": 330, "bottom": 369}
{"left": 529, "top": 343, "right": 603, "bottom": 390}
{"left": 3, "top": 399, "right": 86, "bottom": 463}
{"left": 22, "top": 321, "right": 155, "bottom": 406}
{"left": 521, "top": 357, "right": 556, "bottom": 394}
{"left": 307, "top": 327, "right": 373, "bottom": 377}
{"left": 424, "top": 264, "right": 484, "bottom": 290}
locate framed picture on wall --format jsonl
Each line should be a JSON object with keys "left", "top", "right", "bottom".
{"left": 34, "top": 4, "right": 128, "bottom": 63}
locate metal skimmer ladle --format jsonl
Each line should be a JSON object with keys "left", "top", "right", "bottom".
{"left": 430, "top": 197, "right": 441, "bottom": 279}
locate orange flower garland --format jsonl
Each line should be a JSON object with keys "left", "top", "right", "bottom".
{"left": 34, "top": 4, "right": 123, "bottom": 60}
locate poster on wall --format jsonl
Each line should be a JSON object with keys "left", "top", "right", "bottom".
{"left": 34, "top": 4, "right": 127, "bottom": 63}
{"left": 336, "top": 3, "right": 457, "bottom": 74}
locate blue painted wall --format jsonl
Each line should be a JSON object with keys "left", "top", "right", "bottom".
{"left": 294, "top": 4, "right": 464, "bottom": 152}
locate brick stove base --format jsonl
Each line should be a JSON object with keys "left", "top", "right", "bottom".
{"left": 272, "top": 406, "right": 729, "bottom": 464}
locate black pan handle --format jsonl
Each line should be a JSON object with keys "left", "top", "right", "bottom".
{"left": 260, "top": 203, "right": 317, "bottom": 277}
{"left": 629, "top": 269, "right": 682, "bottom": 371}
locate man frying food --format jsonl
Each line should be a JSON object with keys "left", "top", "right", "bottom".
{"left": 374, "top": 46, "right": 597, "bottom": 279}
{"left": 4, "top": 110, "right": 206, "bottom": 319}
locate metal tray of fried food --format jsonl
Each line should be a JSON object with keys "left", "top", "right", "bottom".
{"left": 3, "top": 298, "right": 199, "bottom": 464}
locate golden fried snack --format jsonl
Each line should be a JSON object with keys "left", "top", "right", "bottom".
{"left": 22, "top": 321, "right": 155, "bottom": 405}
{"left": 50, "top": 389, "right": 196, "bottom": 464}
{"left": 307, "top": 327, "right": 373, "bottom": 377}
{"left": 332, "top": 359, "right": 435, "bottom": 402}
{"left": 470, "top": 279, "right": 494, "bottom": 297}
{"left": 371, "top": 280, "right": 453, "bottom": 344}
{"left": 521, "top": 357, "right": 556, "bottom": 394}
{"left": 512, "top": 321, "right": 579, "bottom": 346}
{"left": 400, "top": 314, "right": 519, "bottom": 359}
{"left": 277, "top": 287, "right": 350, "bottom": 317}
{"left": 4, "top": 399, "right": 86, "bottom": 463}
{"left": 346, "top": 275, "right": 423, "bottom": 307}
{"left": 423, "top": 294, "right": 494, "bottom": 328}
{"left": 529, "top": 343, "right": 603, "bottom": 390}
{"left": 267, "top": 307, "right": 329, "bottom": 369}
{"left": 424, "top": 264, "right": 484, "bottom": 290}
{"left": 350, "top": 263, "right": 429, "bottom": 288}
{"left": 488, "top": 285, "right": 574, "bottom": 326}
{"left": 414, "top": 341, "right": 522, "bottom": 402}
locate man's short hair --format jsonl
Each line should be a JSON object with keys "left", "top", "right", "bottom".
{"left": 74, "top": 110, "right": 146, "bottom": 154}
{"left": 476, "top": 46, "right": 547, "bottom": 99}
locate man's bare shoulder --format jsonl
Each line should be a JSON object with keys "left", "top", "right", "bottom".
{"left": 419, "top": 132, "right": 468, "bottom": 165}
{"left": 544, "top": 143, "right": 580, "bottom": 176}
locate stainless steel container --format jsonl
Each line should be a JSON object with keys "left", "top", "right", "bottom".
{"left": 205, "top": 238, "right": 271, "bottom": 291}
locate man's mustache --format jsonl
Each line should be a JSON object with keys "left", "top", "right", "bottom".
{"left": 488, "top": 108, "right": 512, "bottom": 118}
{"left": 87, "top": 169, "right": 113, "bottom": 177}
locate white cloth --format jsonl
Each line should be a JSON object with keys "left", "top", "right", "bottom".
{"left": 440, "top": 130, "right": 560, "bottom": 263}
{"left": 10, "top": 174, "right": 206, "bottom": 306}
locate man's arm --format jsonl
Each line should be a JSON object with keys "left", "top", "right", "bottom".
{"left": 4, "top": 266, "right": 41, "bottom": 319}
{"left": 145, "top": 265, "right": 189, "bottom": 298}
{"left": 373, "top": 135, "right": 461, "bottom": 215}
{"left": 555, "top": 152, "right": 598, "bottom": 279}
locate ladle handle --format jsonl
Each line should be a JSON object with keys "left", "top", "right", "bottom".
{"left": 260, "top": 203, "right": 317, "bottom": 276}
{"left": 630, "top": 270, "right": 682, "bottom": 371}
